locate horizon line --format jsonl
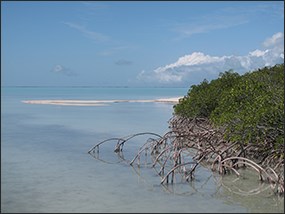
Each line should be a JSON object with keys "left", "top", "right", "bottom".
{"left": 1, "top": 85, "right": 189, "bottom": 88}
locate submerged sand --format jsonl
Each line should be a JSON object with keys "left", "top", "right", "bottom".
{"left": 22, "top": 97, "right": 183, "bottom": 106}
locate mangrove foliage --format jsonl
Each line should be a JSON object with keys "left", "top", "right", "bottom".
{"left": 174, "top": 63, "right": 284, "bottom": 148}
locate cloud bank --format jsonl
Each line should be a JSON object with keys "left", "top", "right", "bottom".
{"left": 137, "top": 32, "right": 284, "bottom": 86}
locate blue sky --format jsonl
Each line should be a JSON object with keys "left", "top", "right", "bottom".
{"left": 1, "top": 1, "right": 284, "bottom": 87}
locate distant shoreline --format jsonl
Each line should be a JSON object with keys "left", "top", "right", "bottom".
{"left": 22, "top": 97, "right": 183, "bottom": 106}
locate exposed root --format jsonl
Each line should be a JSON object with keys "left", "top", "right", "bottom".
{"left": 88, "top": 115, "right": 284, "bottom": 196}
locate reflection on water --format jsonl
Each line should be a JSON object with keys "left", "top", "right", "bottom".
{"left": 88, "top": 135, "right": 284, "bottom": 213}
{"left": 1, "top": 87, "right": 284, "bottom": 213}
{"left": 2, "top": 118, "right": 283, "bottom": 213}
{"left": 215, "top": 170, "right": 284, "bottom": 213}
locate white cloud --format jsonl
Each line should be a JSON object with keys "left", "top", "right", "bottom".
{"left": 172, "top": 4, "right": 283, "bottom": 40}
{"left": 263, "top": 32, "right": 284, "bottom": 47}
{"left": 62, "top": 22, "right": 109, "bottom": 43}
{"left": 137, "top": 32, "right": 284, "bottom": 85}
{"left": 51, "top": 64, "right": 77, "bottom": 76}
{"left": 172, "top": 6, "right": 250, "bottom": 40}
{"left": 154, "top": 52, "right": 223, "bottom": 74}
{"left": 249, "top": 49, "right": 268, "bottom": 57}
{"left": 53, "top": 64, "right": 64, "bottom": 73}
{"left": 174, "top": 18, "right": 248, "bottom": 40}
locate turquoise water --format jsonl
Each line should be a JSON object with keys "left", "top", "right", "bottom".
{"left": 1, "top": 87, "right": 284, "bottom": 213}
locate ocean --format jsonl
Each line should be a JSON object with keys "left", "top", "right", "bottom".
{"left": 1, "top": 87, "right": 284, "bottom": 213}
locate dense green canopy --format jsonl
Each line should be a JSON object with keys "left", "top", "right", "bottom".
{"left": 174, "top": 64, "right": 284, "bottom": 147}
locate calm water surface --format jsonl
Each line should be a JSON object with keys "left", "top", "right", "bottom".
{"left": 1, "top": 87, "right": 284, "bottom": 213}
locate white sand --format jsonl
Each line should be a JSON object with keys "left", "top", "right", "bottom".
{"left": 22, "top": 97, "right": 183, "bottom": 106}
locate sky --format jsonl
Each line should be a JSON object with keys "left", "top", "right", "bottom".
{"left": 1, "top": 1, "right": 284, "bottom": 87}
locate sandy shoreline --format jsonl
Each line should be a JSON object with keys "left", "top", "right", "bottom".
{"left": 22, "top": 97, "right": 183, "bottom": 106}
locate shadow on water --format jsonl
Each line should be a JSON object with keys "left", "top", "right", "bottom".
{"left": 88, "top": 132, "right": 284, "bottom": 213}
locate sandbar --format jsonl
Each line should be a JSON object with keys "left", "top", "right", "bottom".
{"left": 22, "top": 97, "right": 183, "bottom": 106}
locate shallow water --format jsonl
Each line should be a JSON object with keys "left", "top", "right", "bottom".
{"left": 1, "top": 87, "right": 284, "bottom": 213}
